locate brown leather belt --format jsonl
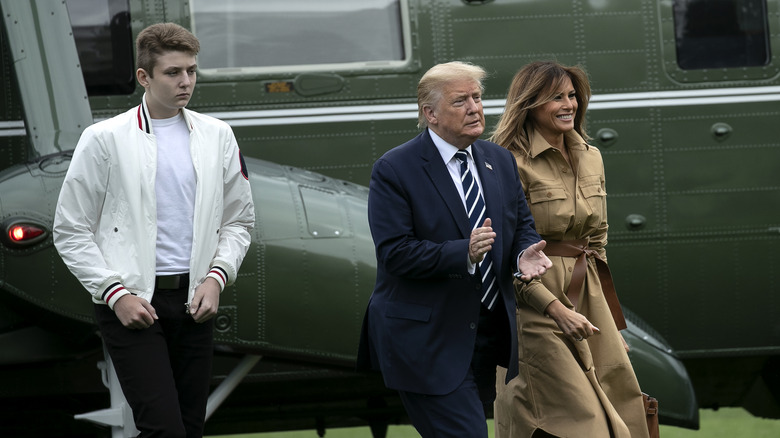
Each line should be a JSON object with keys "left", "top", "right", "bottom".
{"left": 543, "top": 239, "right": 627, "bottom": 330}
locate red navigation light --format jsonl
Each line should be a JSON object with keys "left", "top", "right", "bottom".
{"left": 1, "top": 218, "right": 49, "bottom": 248}
{"left": 3, "top": 220, "right": 48, "bottom": 248}
{"left": 10, "top": 225, "right": 24, "bottom": 241}
{"left": 9, "top": 224, "right": 45, "bottom": 242}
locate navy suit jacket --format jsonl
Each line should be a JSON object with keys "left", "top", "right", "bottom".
{"left": 357, "top": 129, "right": 540, "bottom": 395}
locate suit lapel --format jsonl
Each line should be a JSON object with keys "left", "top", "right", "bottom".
{"left": 419, "top": 131, "right": 472, "bottom": 238}
{"left": 472, "top": 142, "right": 504, "bottom": 256}
{"left": 471, "top": 142, "right": 501, "bottom": 218}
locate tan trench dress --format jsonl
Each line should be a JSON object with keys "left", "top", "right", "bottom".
{"left": 494, "top": 130, "right": 649, "bottom": 438}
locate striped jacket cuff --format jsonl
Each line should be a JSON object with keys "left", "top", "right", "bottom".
{"left": 102, "top": 282, "right": 130, "bottom": 310}
{"left": 206, "top": 266, "right": 228, "bottom": 292}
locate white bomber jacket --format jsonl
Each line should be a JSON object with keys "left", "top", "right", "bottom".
{"left": 53, "top": 96, "right": 255, "bottom": 309}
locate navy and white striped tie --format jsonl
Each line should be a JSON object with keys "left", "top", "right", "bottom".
{"left": 455, "top": 150, "right": 498, "bottom": 310}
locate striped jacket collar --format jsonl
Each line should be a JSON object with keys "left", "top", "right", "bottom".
{"left": 135, "top": 93, "right": 194, "bottom": 134}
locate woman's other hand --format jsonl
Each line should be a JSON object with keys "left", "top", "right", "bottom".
{"left": 545, "top": 299, "right": 599, "bottom": 341}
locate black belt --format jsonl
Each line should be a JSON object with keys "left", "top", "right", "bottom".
{"left": 155, "top": 273, "right": 189, "bottom": 290}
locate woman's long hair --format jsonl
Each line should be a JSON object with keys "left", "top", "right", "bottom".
{"left": 490, "top": 61, "right": 591, "bottom": 156}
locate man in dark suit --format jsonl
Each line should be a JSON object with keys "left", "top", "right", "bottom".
{"left": 357, "top": 61, "right": 552, "bottom": 437}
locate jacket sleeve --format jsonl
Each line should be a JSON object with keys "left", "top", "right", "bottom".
{"left": 368, "top": 157, "right": 469, "bottom": 279}
{"left": 516, "top": 279, "right": 559, "bottom": 315}
{"left": 510, "top": 149, "right": 556, "bottom": 315}
{"left": 590, "top": 154, "right": 608, "bottom": 262}
{"left": 509, "top": 150, "right": 543, "bottom": 263}
{"left": 207, "top": 130, "right": 255, "bottom": 290}
{"left": 52, "top": 127, "right": 130, "bottom": 309}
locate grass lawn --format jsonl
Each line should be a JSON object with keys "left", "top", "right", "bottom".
{"left": 209, "top": 407, "right": 780, "bottom": 437}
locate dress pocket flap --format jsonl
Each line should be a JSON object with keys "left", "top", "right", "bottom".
{"left": 580, "top": 182, "right": 606, "bottom": 198}
{"left": 528, "top": 186, "right": 567, "bottom": 204}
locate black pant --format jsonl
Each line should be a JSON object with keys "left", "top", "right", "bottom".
{"left": 471, "top": 297, "right": 510, "bottom": 412}
{"left": 95, "top": 287, "right": 214, "bottom": 438}
{"left": 398, "top": 367, "right": 488, "bottom": 438}
{"left": 397, "top": 299, "right": 510, "bottom": 437}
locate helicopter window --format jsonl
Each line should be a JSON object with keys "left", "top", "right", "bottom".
{"left": 190, "top": 0, "right": 406, "bottom": 72}
{"left": 65, "top": 0, "right": 135, "bottom": 95}
{"left": 672, "top": 0, "right": 770, "bottom": 70}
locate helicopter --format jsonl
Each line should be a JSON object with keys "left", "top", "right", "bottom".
{"left": 1, "top": 0, "right": 778, "bottom": 436}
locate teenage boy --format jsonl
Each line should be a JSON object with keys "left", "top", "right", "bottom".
{"left": 53, "top": 22, "right": 255, "bottom": 437}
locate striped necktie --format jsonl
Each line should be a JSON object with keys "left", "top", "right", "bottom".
{"left": 455, "top": 150, "right": 498, "bottom": 310}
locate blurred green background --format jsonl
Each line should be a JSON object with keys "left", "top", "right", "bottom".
{"left": 209, "top": 407, "right": 779, "bottom": 437}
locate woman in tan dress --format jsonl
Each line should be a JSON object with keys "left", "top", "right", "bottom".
{"left": 490, "top": 61, "right": 650, "bottom": 437}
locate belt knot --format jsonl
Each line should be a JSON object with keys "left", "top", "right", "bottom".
{"left": 543, "top": 239, "right": 626, "bottom": 330}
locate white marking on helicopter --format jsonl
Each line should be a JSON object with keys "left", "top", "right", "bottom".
{"left": 5, "top": 86, "right": 780, "bottom": 136}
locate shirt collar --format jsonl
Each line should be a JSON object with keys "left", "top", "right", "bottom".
{"left": 528, "top": 128, "right": 588, "bottom": 158}
{"left": 429, "top": 128, "right": 473, "bottom": 165}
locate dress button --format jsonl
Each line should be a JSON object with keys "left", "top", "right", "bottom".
{"left": 568, "top": 266, "right": 573, "bottom": 272}
{"left": 470, "top": 323, "right": 476, "bottom": 330}
{"left": 547, "top": 192, "right": 552, "bottom": 198}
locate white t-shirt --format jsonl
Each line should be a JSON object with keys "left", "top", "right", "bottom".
{"left": 152, "top": 113, "right": 195, "bottom": 275}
